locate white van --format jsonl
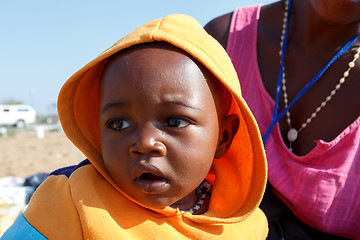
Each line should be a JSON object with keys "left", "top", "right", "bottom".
{"left": 0, "top": 105, "right": 36, "bottom": 128}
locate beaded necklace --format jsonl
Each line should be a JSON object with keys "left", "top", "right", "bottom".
{"left": 262, "top": 0, "right": 360, "bottom": 147}
{"left": 183, "top": 180, "right": 212, "bottom": 214}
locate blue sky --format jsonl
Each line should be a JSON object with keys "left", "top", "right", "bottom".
{"left": 0, "top": 0, "right": 274, "bottom": 115}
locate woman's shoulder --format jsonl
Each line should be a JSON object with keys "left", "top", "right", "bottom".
{"left": 204, "top": 5, "right": 268, "bottom": 49}
{"left": 204, "top": 11, "right": 233, "bottom": 49}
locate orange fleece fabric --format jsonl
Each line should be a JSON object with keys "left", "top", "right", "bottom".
{"left": 24, "top": 14, "right": 268, "bottom": 239}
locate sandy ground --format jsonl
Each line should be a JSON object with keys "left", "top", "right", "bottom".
{"left": 0, "top": 129, "right": 85, "bottom": 178}
{"left": 0, "top": 129, "right": 87, "bottom": 236}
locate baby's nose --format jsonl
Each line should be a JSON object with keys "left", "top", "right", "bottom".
{"left": 129, "top": 123, "right": 166, "bottom": 156}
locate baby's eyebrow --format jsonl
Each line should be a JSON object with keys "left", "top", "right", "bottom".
{"left": 100, "top": 100, "right": 203, "bottom": 113}
{"left": 100, "top": 101, "right": 126, "bottom": 113}
{"left": 162, "top": 100, "right": 203, "bottom": 111}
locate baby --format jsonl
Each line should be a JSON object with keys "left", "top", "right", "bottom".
{"left": 2, "top": 14, "right": 268, "bottom": 239}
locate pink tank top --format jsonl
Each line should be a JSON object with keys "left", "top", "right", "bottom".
{"left": 228, "top": 5, "right": 360, "bottom": 239}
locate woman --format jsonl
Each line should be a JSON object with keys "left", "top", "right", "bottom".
{"left": 205, "top": 0, "right": 360, "bottom": 239}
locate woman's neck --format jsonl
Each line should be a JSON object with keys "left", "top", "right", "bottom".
{"left": 289, "top": 0, "right": 360, "bottom": 53}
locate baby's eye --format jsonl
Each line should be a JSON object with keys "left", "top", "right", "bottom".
{"left": 166, "top": 117, "right": 190, "bottom": 128}
{"left": 107, "top": 119, "right": 131, "bottom": 131}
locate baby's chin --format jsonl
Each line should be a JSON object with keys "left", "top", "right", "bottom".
{"left": 130, "top": 187, "right": 196, "bottom": 212}
{"left": 136, "top": 195, "right": 183, "bottom": 211}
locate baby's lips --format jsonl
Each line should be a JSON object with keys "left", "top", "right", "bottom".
{"left": 135, "top": 174, "right": 169, "bottom": 193}
{"left": 132, "top": 161, "right": 165, "bottom": 179}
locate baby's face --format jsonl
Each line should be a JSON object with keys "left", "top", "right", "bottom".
{"left": 99, "top": 43, "right": 222, "bottom": 211}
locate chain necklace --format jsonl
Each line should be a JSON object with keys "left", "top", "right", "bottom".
{"left": 279, "top": 0, "right": 360, "bottom": 151}
{"left": 262, "top": 0, "right": 360, "bottom": 146}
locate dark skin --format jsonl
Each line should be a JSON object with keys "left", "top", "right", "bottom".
{"left": 99, "top": 43, "right": 238, "bottom": 214}
{"left": 205, "top": 0, "right": 360, "bottom": 156}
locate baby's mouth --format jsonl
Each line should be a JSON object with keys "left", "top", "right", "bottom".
{"left": 140, "top": 173, "right": 165, "bottom": 181}
{"left": 135, "top": 172, "right": 169, "bottom": 193}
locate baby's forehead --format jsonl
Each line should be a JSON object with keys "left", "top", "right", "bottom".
{"left": 103, "top": 42, "right": 213, "bottom": 84}
{"left": 100, "top": 42, "right": 230, "bottom": 115}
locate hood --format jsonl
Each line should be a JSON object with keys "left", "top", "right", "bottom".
{"left": 57, "top": 14, "right": 267, "bottom": 223}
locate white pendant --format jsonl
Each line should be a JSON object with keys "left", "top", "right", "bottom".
{"left": 287, "top": 128, "right": 298, "bottom": 142}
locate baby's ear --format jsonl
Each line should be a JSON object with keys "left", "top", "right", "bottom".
{"left": 214, "top": 114, "right": 239, "bottom": 159}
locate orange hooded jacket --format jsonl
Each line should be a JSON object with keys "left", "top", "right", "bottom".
{"left": 2, "top": 14, "right": 268, "bottom": 240}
